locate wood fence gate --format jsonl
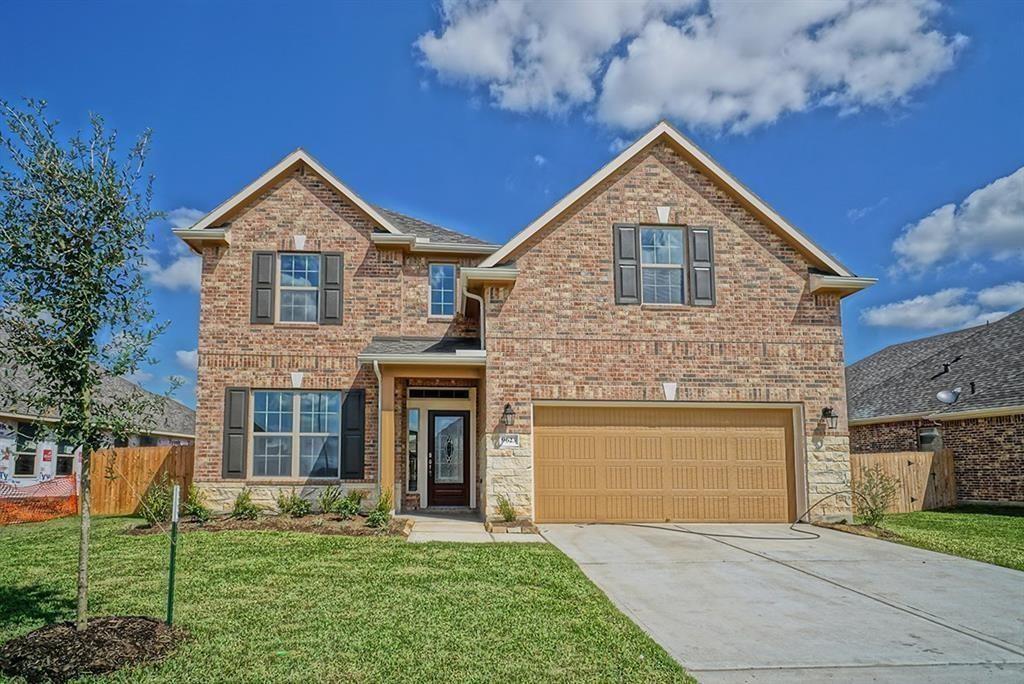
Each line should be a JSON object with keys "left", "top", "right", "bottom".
{"left": 89, "top": 445, "right": 195, "bottom": 515}
{"left": 850, "top": 449, "right": 956, "bottom": 513}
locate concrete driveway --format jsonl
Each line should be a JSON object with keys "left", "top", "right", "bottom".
{"left": 542, "top": 523, "right": 1024, "bottom": 683}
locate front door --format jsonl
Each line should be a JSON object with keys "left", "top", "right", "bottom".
{"left": 427, "top": 410, "right": 470, "bottom": 506}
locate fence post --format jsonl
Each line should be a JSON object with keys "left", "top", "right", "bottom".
{"left": 167, "top": 483, "right": 180, "bottom": 626}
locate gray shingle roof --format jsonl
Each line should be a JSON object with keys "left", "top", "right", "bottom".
{"left": 1, "top": 361, "right": 195, "bottom": 437}
{"left": 846, "top": 308, "right": 1024, "bottom": 420}
{"left": 361, "top": 336, "right": 481, "bottom": 356}
{"left": 374, "top": 206, "right": 491, "bottom": 245}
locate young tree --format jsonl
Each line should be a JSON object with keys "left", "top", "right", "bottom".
{"left": 0, "top": 100, "right": 166, "bottom": 630}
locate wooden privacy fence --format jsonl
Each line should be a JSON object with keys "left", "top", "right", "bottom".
{"left": 89, "top": 445, "right": 195, "bottom": 515}
{"left": 850, "top": 449, "right": 956, "bottom": 513}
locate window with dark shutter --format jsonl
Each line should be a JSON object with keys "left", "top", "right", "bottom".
{"left": 340, "top": 390, "right": 365, "bottom": 479}
{"left": 688, "top": 227, "right": 715, "bottom": 306}
{"left": 320, "top": 253, "right": 343, "bottom": 325}
{"left": 222, "top": 387, "right": 249, "bottom": 478}
{"left": 613, "top": 223, "right": 641, "bottom": 304}
{"left": 251, "top": 252, "right": 276, "bottom": 324}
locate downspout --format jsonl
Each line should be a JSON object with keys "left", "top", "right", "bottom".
{"left": 463, "top": 287, "right": 486, "bottom": 351}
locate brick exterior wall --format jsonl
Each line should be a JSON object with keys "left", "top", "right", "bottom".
{"left": 481, "top": 140, "right": 852, "bottom": 520}
{"left": 851, "top": 414, "right": 1024, "bottom": 503}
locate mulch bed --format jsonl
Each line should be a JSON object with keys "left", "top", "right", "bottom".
{"left": 125, "top": 513, "right": 411, "bottom": 538}
{"left": 0, "top": 616, "right": 184, "bottom": 684}
{"left": 815, "top": 521, "right": 898, "bottom": 540}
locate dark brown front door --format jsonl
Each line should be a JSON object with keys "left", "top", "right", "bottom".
{"left": 427, "top": 410, "right": 470, "bottom": 506}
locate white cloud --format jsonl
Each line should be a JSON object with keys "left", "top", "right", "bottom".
{"left": 533, "top": 154, "right": 547, "bottom": 166}
{"left": 122, "top": 370, "right": 154, "bottom": 385}
{"left": 892, "top": 166, "right": 1024, "bottom": 272}
{"left": 165, "top": 206, "right": 205, "bottom": 229}
{"left": 963, "top": 309, "right": 1010, "bottom": 328}
{"left": 609, "top": 137, "right": 630, "bottom": 153}
{"left": 847, "top": 196, "right": 888, "bottom": 222}
{"left": 860, "top": 288, "right": 977, "bottom": 329}
{"left": 417, "top": 0, "right": 965, "bottom": 132}
{"left": 144, "top": 247, "right": 201, "bottom": 292}
{"left": 976, "top": 281, "right": 1024, "bottom": 310}
{"left": 175, "top": 349, "right": 199, "bottom": 371}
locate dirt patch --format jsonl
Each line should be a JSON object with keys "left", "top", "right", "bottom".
{"left": 0, "top": 616, "right": 184, "bottom": 684}
{"left": 125, "top": 513, "right": 410, "bottom": 538}
{"left": 815, "top": 521, "right": 898, "bottom": 540}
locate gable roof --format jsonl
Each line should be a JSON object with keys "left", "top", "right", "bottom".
{"left": 847, "top": 308, "right": 1024, "bottom": 422}
{"left": 480, "top": 120, "right": 854, "bottom": 276}
{"left": 177, "top": 149, "right": 488, "bottom": 248}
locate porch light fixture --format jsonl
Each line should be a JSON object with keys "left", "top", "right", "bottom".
{"left": 821, "top": 406, "right": 839, "bottom": 430}
{"left": 501, "top": 403, "right": 516, "bottom": 427}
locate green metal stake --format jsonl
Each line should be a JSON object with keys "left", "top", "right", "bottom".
{"left": 167, "top": 483, "right": 180, "bottom": 626}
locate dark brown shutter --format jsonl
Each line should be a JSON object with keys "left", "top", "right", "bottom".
{"left": 251, "top": 252, "right": 276, "bottom": 324}
{"left": 613, "top": 224, "right": 641, "bottom": 304}
{"left": 222, "top": 387, "right": 249, "bottom": 479}
{"left": 320, "top": 253, "right": 343, "bottom": 325}
{"left": 340, "top": 389, "right": 365, "bottom": 479}
{"left": 689, "top": 227, "right": 715, "bottom": 306}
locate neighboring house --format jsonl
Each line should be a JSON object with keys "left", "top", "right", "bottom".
{"left": 0, "top": 366, "right": 195, "bottom": 487}
{"left": 847, "top": 308, "right": 1024, "bottom": 504}
{"left": 176, "top": 121, "right": 874, "bottom": 522}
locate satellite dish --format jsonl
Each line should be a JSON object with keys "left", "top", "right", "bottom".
{"left": 936, "top": 387, "right": 962, "bottom": 405}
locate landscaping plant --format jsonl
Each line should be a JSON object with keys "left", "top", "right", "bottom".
{"left": 183, "top": 484, "right": 211, "bottom": 523}
{"left": 231, "top": 488, "right": 261, "bottom": 520}
{"left": 317, "top": 485, "right": 344, "bottom": 514}
{"left": 496, "top": 494, "right": 517, "bottom": 523}
{"left": 366, "top": 489, "right": 392, "bottom": 529}
{"left": 139, "top": 473, "right": 173, "bottom": 526}
{"left": 277, "top": 488, "right": 312, "bottom": 518}
{"left": 0, "top": 99, "right": 166, "bottom": 630}
{"left": 337, "top": 489, "right": 367, "bottom": 519}
{"left": 853, "top": 464, "right": 900, "bottom": 527}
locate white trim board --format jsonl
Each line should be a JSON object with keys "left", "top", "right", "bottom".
{"left": 480, "top": 120, "right": 855, "bottom": 278}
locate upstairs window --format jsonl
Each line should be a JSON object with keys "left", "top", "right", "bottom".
{"left": 640, "top": 228, "right": 685, "bottom": 304}
{"left": 429, "top": 263, "right": 456, "bottom": 317}
{"left": 279, "top": 254, "right": 320, "bottom": 323}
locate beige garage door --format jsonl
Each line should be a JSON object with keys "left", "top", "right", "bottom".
{"left": 534, "top": 405, "right": 796, "bottom": 523}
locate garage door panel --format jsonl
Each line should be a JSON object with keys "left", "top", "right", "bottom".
{"left": 535, "top": 405, "right": 796, "bottom": 523}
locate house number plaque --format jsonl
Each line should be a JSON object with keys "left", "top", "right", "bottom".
{"left": 497, "top": 434, "right": 520, "bottom": 449}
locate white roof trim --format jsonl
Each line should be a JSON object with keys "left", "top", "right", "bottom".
{"left": 480, "top": 121, "right": 854, "bottom": 277}
{"left": 809, "top": 274, "right": 877, "bottom": 295}
{"left": 930, "top": 404, "right": 1024, "bottom": 421}
{"left": 848, "top": 412, "right": 932, "bottom": 427}
{"left": 185, "top": 149, "right": 404, "bottom": 235}
{"left": 368, "top": 233, "right": 498, "bottom": 254}
{"left": 356, "top": 352, "right": 487, "bottom": 366}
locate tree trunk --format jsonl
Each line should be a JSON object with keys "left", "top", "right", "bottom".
{"left": 76, "top": 445, "right": 91, "bottom": 631}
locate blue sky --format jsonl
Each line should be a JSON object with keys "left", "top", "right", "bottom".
{"left": 2, "top": 1, "right": 1022, "bottom": 408}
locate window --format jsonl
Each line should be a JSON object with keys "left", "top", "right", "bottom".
{"left": 139, "top": 435, "right": 158, "bottom": 447}
{"left": 408, "top": 388, "right": 470, "bottom": 399}
{"left": 640, "top": 228, "right": 685, "bottom": 304}
{"left": 14, "top": 422, "right": 37, "bottom": 476}
{"left": 429, "top": 263, "right": 456, "bottom": 317}
{"left": 279, "top": 254, "right": 320, "bottom": 323}
{"left": 407, "top": 408, "right": 419, "bottom": 493}
{"left": 918, "top": 426, "right": 943, "bottom": 452}
{"left": 252, "top": 390, "right": 341, "bottom": 478}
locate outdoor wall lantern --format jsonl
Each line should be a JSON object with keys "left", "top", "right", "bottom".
{"left": 821, "top": 406, "right": 839, "bottom": 430}
{"left": 501, "top": 403, "right": 516, "bottom": 427}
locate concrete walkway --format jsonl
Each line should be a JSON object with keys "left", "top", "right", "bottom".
{"left": 405, "top": 511, "right": 545, "bottom": 543}
{"left": 543, "top": 522, "right": 1024, "bottom": 683}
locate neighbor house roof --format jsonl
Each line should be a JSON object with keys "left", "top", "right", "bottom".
{"left": 479, "top": 121, "right": 866, "bottom": 284}
{"left": 1, "top": 359, "right": 195, "bottom": 438}
{"left": 846, "top": 308, "right": 1024, "bottom": 423}
{"left": 173, "top": 148, "right": 491, "bottom": 252}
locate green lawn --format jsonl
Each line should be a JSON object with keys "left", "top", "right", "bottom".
{"left": 0, "top": 517, "right": 691, "bottom": 683}
{"left": 878, "top": 505, "right": 1024, "bottom": 571}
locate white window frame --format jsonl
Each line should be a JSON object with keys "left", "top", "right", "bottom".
{"left": 277, "top": 253, "right": 320, "bottom": 324}
{"left": 639, "top": 226, "right": 686, "bottom": 305}
{"left": 428, "top": 262, "right": 458, "bottom": 319}
{"left": 13, "top": 422, "right": 38, "bottom": 477}
{"left": 249, "top": 390, "right": 342, "bottom": 480}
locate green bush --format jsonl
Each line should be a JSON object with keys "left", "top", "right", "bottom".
{"left": 334, "top": 489, "right": 367, "bottom": 519}
{"left": 231, "top": 488, "right": 261, "bottom": 520}
{"left": 184, "top": 484, "right": 212, "bottom": 523}
{"left": 366, "top": 489, "right": 392, "bottom": 529}
{"left": 139, "top": 473, "right": 173, "bottom": 526}
{"left": 496, "top": 494, "right": 517, "bottom": 523}
{"left": 276, "top": 488, "right": 312, "bottom": 518}
{"left": 317, "top": 485, "right": 344, "bottom": 514}
{"left": 854, "top": 464, "right": 900, "bottom": 527}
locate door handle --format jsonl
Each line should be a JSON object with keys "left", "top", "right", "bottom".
{"left": 428, "top": 452, "right": 434, "bottom": 470}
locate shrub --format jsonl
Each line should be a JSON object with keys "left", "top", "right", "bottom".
{"left": 276, "top": 488, "right": 312, "bottom": 518}
{"left": 183, "top": 484, "right": 211, "bottom": 524}
{"left": 139, "top": 473, "right": 173, "bottom": 526}
{"left": 496, "top": 494, "right": 517, "bottom": 523}
{"left": 231, "top": 488, "right": 261, "bottom": 520}
{"left": 366, "top": 489, "right": 392, "bottom": 529}
{"left": 317, "top": 485, "right": 344, "bottom": 514}
{"left": 853, "top": 465, "right": 900, "bottom": 527}
{"left": 336, "top": 489, "right": 367, "bottom": 519}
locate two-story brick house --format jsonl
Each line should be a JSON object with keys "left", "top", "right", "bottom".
{"left": 176, "top": 121, "right": 874, "bottom": 522}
